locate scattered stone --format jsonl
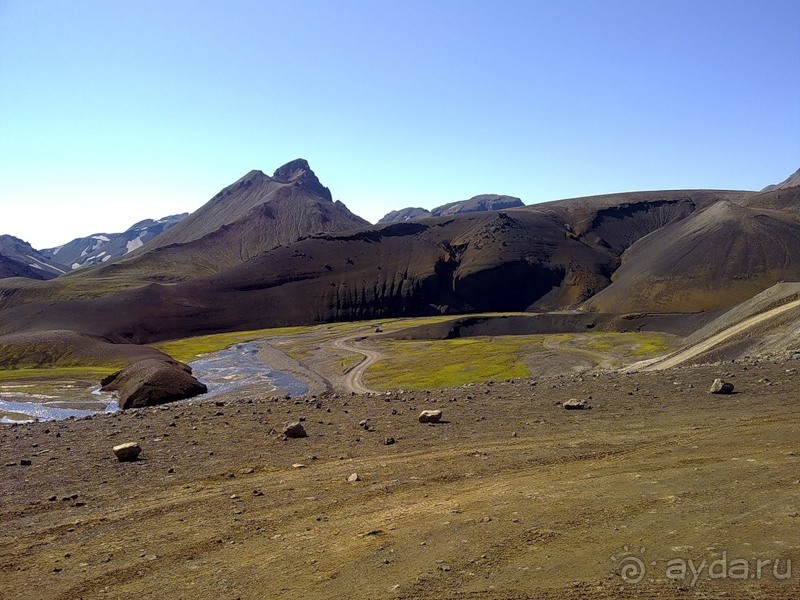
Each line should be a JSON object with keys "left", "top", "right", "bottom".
{"left": 292, "top": 463, "right": 308, "bottom": 469}
{"left": 384, "top": 437, "right": 396, "bottom": 445}
{"left": 347, "top": 473, "right": 360, "bottom": 483}
{"left": 710, "top": 379, "right": 735, "bottom": 394}
{"left": 19, "top": 459, "right": 32, "bottom": 466}
{"left": 418, "top": 409, "right": 443, "bottom": 423}
{"left": 112, "top": 442, "right": 142, "bottom": 462}
{"left": 283, "top": 422, "right": 308, "bottom": 438}
{"left": 563, "top": 399, "right": 590, "bottom": 410}
{"left": 238, "top": 467, "right": 255, "bottom": 475}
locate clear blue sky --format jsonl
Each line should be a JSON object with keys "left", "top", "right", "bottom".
{"left": 1, "top": 0, "right": 798, "bottom": 248}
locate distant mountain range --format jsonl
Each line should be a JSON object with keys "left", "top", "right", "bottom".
{"left": 40, "top": 214, "right": 188, "bottom": 271}
{"left": 378, "top": 194, "right": 524, "bottom": 224}
{"left": 0, "top": 161, "right": 798, "bottom": 352}
{"left": 0, "top": 235, "right": 66, "bottom": 280}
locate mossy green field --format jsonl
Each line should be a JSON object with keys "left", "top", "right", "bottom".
{"left": 364, "top": 331, "right": 680, "bottom": 390}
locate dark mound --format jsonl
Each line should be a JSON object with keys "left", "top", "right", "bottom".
{"left": 585, "top": 190, "right": 800, "bottom": 313}
{"left": 389, "top": 312, "right": 717, "bottom": 340}
{"left": 100, "top": 359, "right": 207, "bottom": 409}
{"left": 0, "top": 330, "right": 169, "bottom": 368}
{"left": 390, "top": 314, "right": 608, "bottom": 340}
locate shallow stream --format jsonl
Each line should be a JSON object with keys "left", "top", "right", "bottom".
{"left": 0, "top": 341, "right": 308, "bottom": 423}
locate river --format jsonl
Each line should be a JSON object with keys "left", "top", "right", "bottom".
{"left": 0, "top": 341, "right": 308, "bottom": 423}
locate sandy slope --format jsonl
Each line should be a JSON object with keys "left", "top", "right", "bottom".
{"left": 642, "top": 299, "right": 800, "bottom": 371}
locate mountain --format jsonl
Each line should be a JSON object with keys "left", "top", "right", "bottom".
{"left": 0, "top": 235, "right": 66, "bottom": 280}
{"left": 761, "top": 167, "right": 800, "bottom": 192}
{"left": 137, "top": 159, "right": 360, "bottom": 253}
{"left": 80, "top": 159, "right": 370, "bottom": 286}
{"left": 378, "top": 194, "right": 524, "bottom": 224}
{"left": 0, "top": 159, "right": 370, "bottom": 306}
{"left": 4, "top": 159, "right": 800, "bottom": 352}
{"left": 584, "top": 188, "right": 800, "bottom": 313}
{"left": 377, "top": 207, "right": 432, "bottom": 224}
{"left": 3, "top": 188, "right": 780, "bottom": 344}
{"left": 40, "top": 214, "right": 187, "bottom": 271}
{"left": 431, "top": 194, "right": 524, "bottom": 216}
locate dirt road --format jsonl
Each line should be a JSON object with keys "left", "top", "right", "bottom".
{"left": 333, "top": 335, "right": 383, "bottom": 394}
{"left": 641, "top": 298, "right": 800, "bottom": 371}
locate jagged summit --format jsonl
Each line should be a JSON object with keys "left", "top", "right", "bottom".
{"left": 272, "top": 158, "right": 332, "bottom": 201}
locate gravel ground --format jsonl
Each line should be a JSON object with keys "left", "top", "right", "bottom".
{"left": 1, "top": 360, "right": 799, "bottom": 599}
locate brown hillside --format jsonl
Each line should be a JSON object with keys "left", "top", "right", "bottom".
{"left": 0, "top": 190, "right": 754, "bottom": 343}
{"left": 585, "top": 188, "right": 800, "bottom": 313}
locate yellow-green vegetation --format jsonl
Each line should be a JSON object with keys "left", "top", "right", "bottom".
{"left": 563, "top": 332, "right": 680, "bottom": 357}
{"left": 365, "top": 337, "right": 536, "bottom": 390}
{"left": 151, "top": 325, "right": 315, "bottom": 363}
{"left": 364, "top": 331, "right": 680, "bottom": 390}
{"left": 0, "top": 339, "right": 125, "bottom": 376}
{"left": 339, "top": 353, "right": 364, "bottom": 372}
{"left": 629, "top": 334, "right": 677, "bottom": 355}
{"left": 0, "top": 367, "right": 118, "bottom": 382}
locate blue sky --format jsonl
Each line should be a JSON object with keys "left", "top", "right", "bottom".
{"left": 1, "top": 0, "right": 798, "bottom": 248}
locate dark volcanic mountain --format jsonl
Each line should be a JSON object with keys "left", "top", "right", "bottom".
{"left": 0, "top": 235, "right": 66, "bottom": 280}
{"left": 585, "top": 188, "right": 800, "bottom": 313}
{"left": 6, "top": 187, "right": 796, "bottom": 344}
{"left": 82, "top": 159, "right": 369, "bottom": 283}
{"left": 40, "top": 214, "right": 187, "bottom": 271}
{"left": 378, "top": 195, "right": 524, "bottom": 224}
{"left": 2, "top": 161, "right": 800, "bottom": 351}
{"left": 0, "top": 159, "right": 369, "bottom": 301}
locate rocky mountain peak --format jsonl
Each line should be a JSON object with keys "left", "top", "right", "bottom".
{"left": 272, "top": 159, "right": 332, "bottom": 201}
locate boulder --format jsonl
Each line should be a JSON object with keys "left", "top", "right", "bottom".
{"left": 563, "top": 398, "right": 590, "bottom": 410}
{"left": 101, "top": 359, "right": 207, "bottom": 410}
{"left": 283, "top": 422, "right": 308, "bottom": 438}
{"left": 418, "top": 409, "right": 442, "bottom": 423}
{"left": 710, "top": 379, "right": 735, "bottom": 394}
{"left": 113, "top": 442, "right": 142, "bottom": 462}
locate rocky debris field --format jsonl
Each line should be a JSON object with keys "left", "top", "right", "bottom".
{"left": 1, "top": 360, "right": 799, "bottom": 599}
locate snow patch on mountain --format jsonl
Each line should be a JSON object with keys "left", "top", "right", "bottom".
{"left": 125, "top": 236, "right": 144, "bottom": 253}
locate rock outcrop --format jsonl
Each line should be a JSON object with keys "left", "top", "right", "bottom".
{"left": 101, "top": 359, "right": 207, "bottom": 409}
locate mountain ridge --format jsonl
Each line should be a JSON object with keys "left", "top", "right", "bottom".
{"left": 378, "top": 194, "right": 524, "bottom": 224}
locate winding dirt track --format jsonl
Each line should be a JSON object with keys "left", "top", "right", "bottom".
{"left": 642, "top": 298, "right": 800, "bottom": 371}
{"left": 332, "top": 335, "right": 383, "bottom": 394}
